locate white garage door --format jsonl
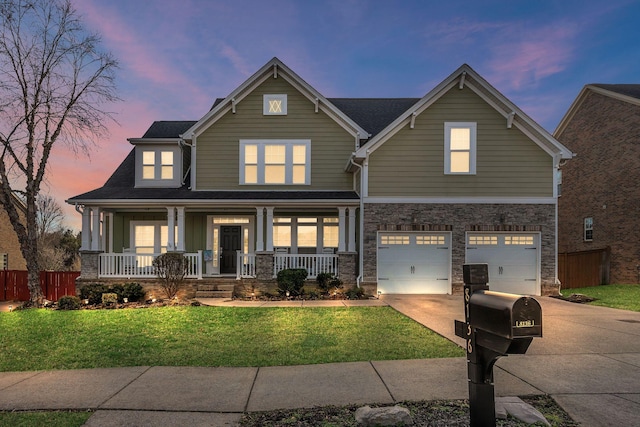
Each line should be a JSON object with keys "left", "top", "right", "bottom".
{"left": 465, "top": 233, "right": 539, "bottom": 295}
{"left": 377, "top": 232, "right": 451, "bottom": 294}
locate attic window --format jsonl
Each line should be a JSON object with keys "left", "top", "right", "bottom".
{"left": 444, "top": 122, "right": 477, "bottom": 175}
{"left": 264, "top": 94, "right": 287, "bottom": 115}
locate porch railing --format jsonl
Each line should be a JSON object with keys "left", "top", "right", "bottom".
{"left": 236, "top": 252, "right": 256, "bottom": 279}
{"left": 99, "top": 251, "right": 203, "bottom": 279}
{"left": 273, "top": 254, "right": 338, "bottom": 279}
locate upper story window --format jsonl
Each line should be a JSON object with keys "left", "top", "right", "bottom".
{"left": 135, "top": 146, "right": 181, "bottom": 188}
{"left": 240, "top": 140, "right": 310, "bottom": 185}
{"left": 584, "top": 217, "right": 593, "bottom": 241}
{"left": 444, "top": 122, "right": 477, "bottom": 174}
{"left": 263, "top": 94, "right": 287, "bottom": 115}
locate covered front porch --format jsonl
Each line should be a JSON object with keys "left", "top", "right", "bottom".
{"left": 78, "top": 204, "right": 359, "bottom": 285}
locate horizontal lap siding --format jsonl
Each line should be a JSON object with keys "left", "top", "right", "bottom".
{"left": 196, "top": 78, "right": 354, "bottom": 190}
{"left": 368, "top": 86, "right": 553, "bottom": 197}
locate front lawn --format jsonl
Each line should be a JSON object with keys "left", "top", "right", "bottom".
{"left": 0, "top": 306, "right": 464, "bottom": 372}
{"left": 563, "top": 284, "right": 640, "bottom": 312}
{"left": 0, "top": 411, "right": 91, "bottom": 427}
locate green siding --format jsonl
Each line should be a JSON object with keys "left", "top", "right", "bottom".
{"left": 110, "top": 212, "right": 208, "bottom": 252}
{"left": 195, "top": 77, "right": 355, "bottom": 190}
{"left": 368, "top": 86, "right": 553, "bottom": 197}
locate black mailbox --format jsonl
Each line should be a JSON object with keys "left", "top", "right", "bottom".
{"left": 468, "top": 290, "right": 542, "bottom": 340}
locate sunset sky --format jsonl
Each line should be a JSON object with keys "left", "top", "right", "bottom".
{"left": 48, "top": 0, "right": 640, "bottom": 230}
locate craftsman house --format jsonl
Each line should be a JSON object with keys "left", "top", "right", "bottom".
{"left": 68, "top": 58, "right": 572, "bottom": 296}
{"left": 555, "top": 84, "right": 640, "bottom": 284}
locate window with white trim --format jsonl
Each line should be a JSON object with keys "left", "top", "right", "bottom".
{"left": 584, "top": 217, "right": 593, "bottom": 241}
{"left": 263, "top": 94, "right": 287, "bottom": 115}
{"left": 135, "top": 146, "right": 181, "bottom": 187}
{"left": 240, "top": 140, "right": 310, "bottom": 185}
{"left": 130, "top": 222, "right": 177, "bottom": 254}
{"left": 444, "top": 122, "right": 477, "bottom": 174}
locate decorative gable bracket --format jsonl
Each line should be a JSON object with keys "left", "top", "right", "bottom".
{"left": 507, "top": 111, "right": 515, "bottom": 129}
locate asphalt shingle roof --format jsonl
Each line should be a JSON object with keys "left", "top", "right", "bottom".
{"left": 591, "top": 84, "right": 640, "bottom": 100}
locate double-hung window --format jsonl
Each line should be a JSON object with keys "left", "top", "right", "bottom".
{"left": 240, "top": 140, "right": 310, "bottom": 185}
{"left": 584, "top": 217, "right": 593, "bottom": 241}
{"left": 135, "top": 146, "right": 181, "bottom": 187}
{"left": 444, "top": 122, "right": 477, "bottom": 174}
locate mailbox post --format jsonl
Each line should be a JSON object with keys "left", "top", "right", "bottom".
{"left": 455, "top": 264, "right": 542, "bottom": 427}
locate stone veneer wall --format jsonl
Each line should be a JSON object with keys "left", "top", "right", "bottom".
{"left": 337, "top": 252, "right": 357, "bottom": 286}
{"left": 362, "top": 203, "right": 558, "bottom": 295}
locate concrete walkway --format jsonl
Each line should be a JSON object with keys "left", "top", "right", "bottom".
{"left": 1, "top": 296, "right": 640, "bottom": 426}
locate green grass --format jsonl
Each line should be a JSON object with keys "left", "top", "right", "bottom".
{"left": 0, "top": 306, "right": 464, "bottom": 372}
{"left": 564, "top": 284, "right": 640, "bottom": 312}
{"left": 0, "top": 411, "right": 91, "bottom": 427}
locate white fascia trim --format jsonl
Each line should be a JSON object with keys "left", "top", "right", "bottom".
{"left": 69, "top": 199, "right": 360, "bottom": 208}
{"left": 354, "top": 74, "right": 459, "bottom": 159}
{"left": 128, "top": 138, "right": 181, "bottom": 145}
{"left": 364, "top": 196, "right": 557, "bottom": 205}
{"left": 277, "top": 72, "right": 369, "bottom": 139}
{"left": 461, "top": 73, "right": 573, "bottom": 159}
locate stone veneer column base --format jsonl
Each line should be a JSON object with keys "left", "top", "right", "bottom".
{"left": 337, "top": 252, "right": 357, "bottom": 286}
{"left": 255, "top": 252, "right": 274, "bottom": 281}
{"left": 79, "top": 251, "right": 102, "bottom": 280}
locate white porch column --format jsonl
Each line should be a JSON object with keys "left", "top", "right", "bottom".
{"left": 266, "top": 207, "right": 274, "bottom": 252}
{"left": 256, "top": 207, "right": 264, "bottom": 252}
{"left": 338, "top": 207, "right": 346, "bottom": 252}
{"left": 104, "top": 212, "right": 114, "bottom": 253}
{"left": 348, "top": 207, "right": 356, "bottom": 252}
{"left": 90, "top": 207, "right": 101, "bottom": 251}
{"left": 81, "top": 207, "right": 91, "bottom": 251}
{"left": 176, "top": 207, "right": 185, "bottom": 252}
{"left": 167, "top": 207, "right": 176, "bottom": 251}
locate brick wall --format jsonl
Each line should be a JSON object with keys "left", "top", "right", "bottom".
{"left": 362, "top": 202, "right": 558, "bottom": 294}
{"left": 0, "top": 207, "right": 27, "bottom": 270}
{"left": 557, "top": 91, "right": 640, "bottom": 284}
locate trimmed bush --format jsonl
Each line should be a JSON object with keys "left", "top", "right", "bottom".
{"left": 276, "top": 268, "right": 308, "bottom": 297}
{"left": 316, "top": 273, "right": 343, "bottom": 295}
{"left": 101, "top": 293, "right": 118, "bottom": 305}
{"left": 122, "top": 282, "right": 145, "bottom": 302}
{"left": 345, "top": 286, "right": 365, "bottom": 299}
{"left": 153, "top": 252, "right": 189, "bottom": 299}
{"left": 79, "top": 283, "right": 108, "bottom": 305}
{"left": 57, "top": 295, "right": 81, "bottom": 310}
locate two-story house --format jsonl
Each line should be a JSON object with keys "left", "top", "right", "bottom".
{"left": 67, "top": 58, "right": 572, "bottom": 297}
{"left": 555, "top": 84, "right": 640, "bottom": 285}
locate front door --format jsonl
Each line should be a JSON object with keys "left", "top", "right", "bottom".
{"left": 220, "top": 226, "right": 241, "bottom": 274}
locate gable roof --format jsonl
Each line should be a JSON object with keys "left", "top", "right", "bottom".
{"left": 353, "top": 64, "right": 573, "bottom": 162}
{"left": 555, "top": 84, "right": 640, "bottom": 136}
{"left": 181, "top": 57, "right": 370, "bottom": 144}
{"left": 141, "top": 121, "right": 197, "bottom": 138}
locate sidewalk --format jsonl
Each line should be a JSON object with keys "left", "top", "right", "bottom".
{"left": 2, "top": 296, "right": 640, "bottom": 426}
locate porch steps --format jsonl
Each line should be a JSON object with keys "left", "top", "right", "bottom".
{"left": 195, "top": 280, "right": 236, "bottom": 299}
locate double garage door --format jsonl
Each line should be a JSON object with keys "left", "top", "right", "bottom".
{"left": 377, "top": 232, "right": 539, "bottom": 295}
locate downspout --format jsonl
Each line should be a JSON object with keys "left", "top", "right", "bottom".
{"left": 349, "top": 154, "right": 364, "bottom": 287}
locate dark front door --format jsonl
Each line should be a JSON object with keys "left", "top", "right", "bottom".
{"left": 220, "top": 226, "right": 241, "bottom": 274}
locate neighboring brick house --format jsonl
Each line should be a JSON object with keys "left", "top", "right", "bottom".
{"left": 555, "top": 84, "right": 640, "bottom": 284}
{"left": 68, "top": 58, "right": 572, "bottom": 296}
{"left": 0, "top": 191, "right": 27, "bottom": 270}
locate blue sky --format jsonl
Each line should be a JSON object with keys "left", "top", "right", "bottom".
{"left": 53, "top": 0, "right": 640, "bottom": 229}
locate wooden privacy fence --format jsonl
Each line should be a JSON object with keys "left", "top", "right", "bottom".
{"left": 0, "top": 270, "right": 79, "bottom": 301}
{"left": 558, "top": 247, "right": 610, "bottom": 290}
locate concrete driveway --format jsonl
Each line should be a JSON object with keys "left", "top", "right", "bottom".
{"left": 383, "top": 294, "right": 640, "bottom": 427}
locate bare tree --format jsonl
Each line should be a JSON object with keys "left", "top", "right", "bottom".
{"left": 36, "top": 193, "right": 63, "bottom": 238}
{"left": 0, "top": 0, "right": 118, "bottom": 304}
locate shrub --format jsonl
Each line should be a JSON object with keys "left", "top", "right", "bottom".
{"left": 79, "top": 283, "right": 108, "bottom": 305}
{"left": 153, "top": 252, "right": 189, "bottom": 299}
{"left": 276, "top": 268, "right": 308, "bottom": 297}
{"left": 316, "top": 273, "right": 343, "bottom": 295}
{"left": 122, "top": 282, "right": 146, "bottom": 302}
{"left": 57, "top": 295, "right": 81, "bottom": 310}
{"left": 110, "top": 284, "right": 125, "bottom": 301}
{"left": 101, "top": 293, "right": 118, "bottom": 305}
{"left": 345, "top": 286, "right": 365, "bottom": 299}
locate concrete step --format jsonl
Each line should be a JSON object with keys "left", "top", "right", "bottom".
{"left": 197, "top": 284, "right": 235, "bottom": 292}
{"left": 196, "top": 290, "right": 233, "bottom": 298}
